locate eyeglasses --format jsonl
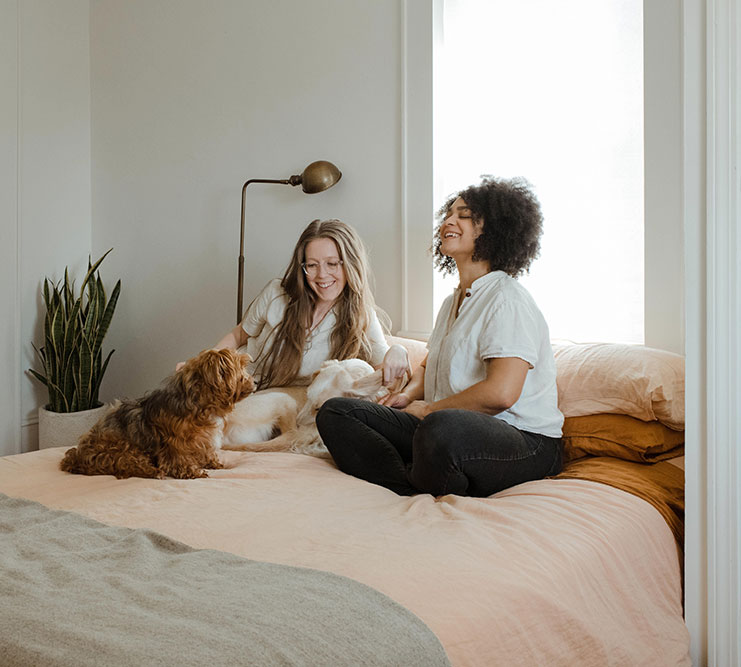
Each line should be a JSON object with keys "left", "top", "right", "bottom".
{"left": 301, "top": 259, "right": 344, "bottom": 277}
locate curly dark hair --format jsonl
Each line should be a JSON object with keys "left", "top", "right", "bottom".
{"left": 433, "top": 176, "right": 543, "bottom": 278}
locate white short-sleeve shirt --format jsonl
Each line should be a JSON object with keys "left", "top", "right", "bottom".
{"left": 240, "top": 279, "right": 388, "bottom": 382}
{"left": 425, "top": 271, "right": 563, "bottom": 437}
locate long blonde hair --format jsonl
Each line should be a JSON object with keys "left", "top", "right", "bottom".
{"left": 254, "top": 219, "right": 386, "bottom": 389}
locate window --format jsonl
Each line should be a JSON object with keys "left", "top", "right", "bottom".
{"left": 434, "top": 0, "right": 644, "bottom": 344}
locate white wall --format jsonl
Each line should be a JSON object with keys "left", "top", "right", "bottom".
{"left": 89, "top": 0, "right": 402, "bottom": 402}
{"left": 643, "top": 0, "right": 684, "bottom": 354}
{"left": 399, "top": 0, "right": 437, "bottom": 339}
{"left": 1, "top": 0, "right": 92, "bottom": 456}
{"left": 0, "top": 1, "right": 21, "bottom": 456}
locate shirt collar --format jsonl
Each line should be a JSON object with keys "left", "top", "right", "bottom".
{"left": 457, "top": 270, "right": 508, "bottom": 295}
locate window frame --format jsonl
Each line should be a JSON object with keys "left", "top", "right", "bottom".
{"left": 400, "top": 0, "right": 683, "bottom": 354}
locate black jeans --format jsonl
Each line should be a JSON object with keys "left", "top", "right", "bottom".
{"left": 316, "top": 397, "right": 563, "bottom": 497}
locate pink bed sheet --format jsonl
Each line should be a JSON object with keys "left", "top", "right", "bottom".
{"left": 0, "top": 448, "right": 690, "bottom": 666}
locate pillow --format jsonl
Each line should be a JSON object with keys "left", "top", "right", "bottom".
{"left": 387, "top": 335, "right": 428, "bottom": 373}
{"left": 562, "top": 414, "right": 685, "bottom": 463}
{"left": 552, "top": 342, "right": 685, "bottom": 430}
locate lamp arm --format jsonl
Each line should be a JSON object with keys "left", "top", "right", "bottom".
{"left": 237, "top": 178, "right": 299, "bottom": 324}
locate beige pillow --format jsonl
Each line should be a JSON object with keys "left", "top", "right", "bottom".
{"left": 552, "top": 342, "right": 685, "bottom": 430}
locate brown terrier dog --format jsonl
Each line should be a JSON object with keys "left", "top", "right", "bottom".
{"left": 60, "top": 348, "right": 255, "bottom": 479}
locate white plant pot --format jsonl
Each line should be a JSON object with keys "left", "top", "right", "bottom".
{"left": 38, "top": 404, "right": 109, "bottom": 451}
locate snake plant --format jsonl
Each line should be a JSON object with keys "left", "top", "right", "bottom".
{"left": 29, "top": 249, "right": 121, "bottom": 413}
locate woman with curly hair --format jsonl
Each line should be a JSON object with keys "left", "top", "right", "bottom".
{"left": 317, "top": 177, "right": 563, "bottom": 497}
{"left": 183, "top": 219, "right": 409, "bottom": 389}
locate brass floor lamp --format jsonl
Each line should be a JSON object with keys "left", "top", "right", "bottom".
{"left": 237, "top": 160, "right": 342, "bottom": 324}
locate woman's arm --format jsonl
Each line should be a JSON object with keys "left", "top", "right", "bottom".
{"left": 175, "top": 325, "right": 249, "bottom": 371}
{"left": 214, "top": 324, "right": 249, "bottom": 350}
{"left": 176, "top": 279, "right": 279, "bottom": 371}
{"left": 403, "top": 357, "right": 529, "bottom": 419}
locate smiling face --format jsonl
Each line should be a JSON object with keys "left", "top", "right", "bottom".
{"left": 439, "top": 197, "right": 483, "bottom": 261}
{"left": 303, "top": 237, "right": 347, "bottom": 305}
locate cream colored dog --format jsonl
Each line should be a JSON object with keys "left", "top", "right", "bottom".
{"left": 222, "top": 358, "right": 395, "bottom": 458}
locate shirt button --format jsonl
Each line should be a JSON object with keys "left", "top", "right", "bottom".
{"left": 465, "top": 291, "right": 471, "bottom": 297}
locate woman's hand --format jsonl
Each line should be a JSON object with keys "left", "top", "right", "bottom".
{"left": 381, "top": 344, "right": 411, "bottom": 387}
{"left": 402, "top": 400, "right": 433, "bottom": 419}
{"left": 175, "top": 361, "right": 186, "bottom": 372}
{"left": 378, "top": 353, "right": 427, "bottom": 409}
{"left": 378, "top": 391, "right": 413, "bottom": 409}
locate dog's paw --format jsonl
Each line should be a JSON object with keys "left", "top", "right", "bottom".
{"left": 184, "top": 468, "right": 209, "bottom": 479}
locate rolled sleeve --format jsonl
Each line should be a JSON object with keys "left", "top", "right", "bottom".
{"left": 241, "top": 279, "right": 283, "bottom": 338}
{"left": 479, "top": 302, "right": 539, "bottom": 368}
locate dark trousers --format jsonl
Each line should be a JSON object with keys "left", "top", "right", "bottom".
{"left": 316, "top": 397, "right": 563, "bottom": 497}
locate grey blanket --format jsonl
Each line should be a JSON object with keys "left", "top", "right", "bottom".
{"left": 0, "top": 493, "right": 449, "bottom": 667}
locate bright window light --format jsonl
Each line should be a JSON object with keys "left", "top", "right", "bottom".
{"left": 434, "top": 0, "right": 644, "bottom": 344}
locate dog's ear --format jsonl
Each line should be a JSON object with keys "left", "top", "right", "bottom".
{"left": 206, "top": 348, "right": 233, "bottom": 375}
{"left": 185, "top": 349, "right": 227, "bottom": 390}
{"left": 344, "top": 369, "right": 384, "bottom": 398}
{"left": 198, "top": 349, "right": 253, "bottom": 399}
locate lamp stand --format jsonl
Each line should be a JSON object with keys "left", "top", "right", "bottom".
{"left": 237, "top": 178, "right": 299, "bottom": 324}
{"left": 235, "top": 161, "right": 342, "bottom": 325}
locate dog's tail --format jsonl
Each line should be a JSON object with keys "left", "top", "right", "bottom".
{"left": 59, "top": 429, "right": 163, "bottom": 479}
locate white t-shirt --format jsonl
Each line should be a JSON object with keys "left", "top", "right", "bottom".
{"left": 239, "top": 279, "right": 389, "bottom": 383}
{"left": 425, "top": 271, "right": 563, "bottom": 438}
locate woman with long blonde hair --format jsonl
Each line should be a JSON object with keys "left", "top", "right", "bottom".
{"left": 202, "top": 219, "right": 408, "bottom": 389}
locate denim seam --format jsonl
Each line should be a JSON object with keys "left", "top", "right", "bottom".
{"left": 455, "top": 437, "right": 545, "bottom": 465}
{"left": 440, "top": 465, "right": 462, "bottom": 495}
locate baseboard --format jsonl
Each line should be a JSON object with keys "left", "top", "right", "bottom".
{"left": 20, "top": 420, "right": 38, "bottom": 453}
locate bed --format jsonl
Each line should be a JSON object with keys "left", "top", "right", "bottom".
{"left": 0, "top": 338, "right": 691, "bottom": 666}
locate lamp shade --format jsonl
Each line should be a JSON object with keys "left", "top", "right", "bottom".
{"left": 298, "top": 160, "right": 342, "bottom": 194}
